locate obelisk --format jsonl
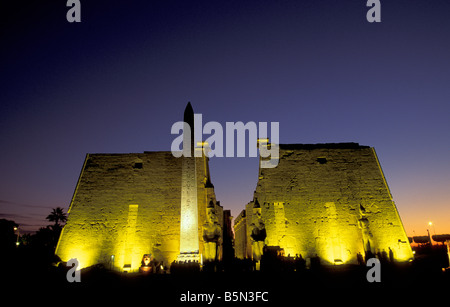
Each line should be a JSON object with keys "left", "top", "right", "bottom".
{"left": 178, "top": 102, "right": 200, "bottom": 262}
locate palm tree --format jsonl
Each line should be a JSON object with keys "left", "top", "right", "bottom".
{"left": 46, "top": 207, "right": 67, "bottom": 227}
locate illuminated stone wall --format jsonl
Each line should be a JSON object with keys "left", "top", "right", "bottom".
{"left": 55, "top": 151, "right": 221, "bottom": 271}
{"left": 235, "top": 143, "right": 413, "bottom": 264}
{"left": 234, "top": 210, "right": 249, "bottom": 259}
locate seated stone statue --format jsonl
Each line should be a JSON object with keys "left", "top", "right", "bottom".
{"left": 251, "top": 219, "right": 266, "bottom": 261}
{"left": 202, "top": 201, "right": 222, "bottom": 262}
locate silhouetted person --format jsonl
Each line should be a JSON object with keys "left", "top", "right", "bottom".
{"left": 389, "top": 247, "right": 394, "bottom": 263}
{"left": 364, "top": 250, "right": 374, "bottom": 263}
{"left": 357, "top": 252, "right": 364, "bottom": 265}
{"left": 295, "top": 254, "right": 306, "bottom": 272}
{"left": 380, "top": 250, "right": 388, "bottom": 263}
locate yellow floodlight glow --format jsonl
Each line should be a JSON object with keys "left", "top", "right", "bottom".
{"left": 63, "top": 245, "right": 98, "bottom": 271}
{"left": 196, "top": 141, "right": 209, "bottom": 147}
{"left": 322, "top": 242, "right": 351, "bottom": 265}
{"left": 394, "top": 247, "right": 414, "bottom": 262}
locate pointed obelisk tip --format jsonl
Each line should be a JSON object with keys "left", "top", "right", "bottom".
{"left": 184, "top": 101, "right": 194, "bottom": 124}
{"left": 185, "top": 101, "right": 193, "bottom": 113}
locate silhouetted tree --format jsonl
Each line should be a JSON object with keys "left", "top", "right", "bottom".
{"left": 0, "top": 219, "right": 19, "bottom": 251}
{"left": 33, "top": 226, "right": 59, "bottom": 249}
{"left": 46, "top": 207, "right": 67, "bottom": 227}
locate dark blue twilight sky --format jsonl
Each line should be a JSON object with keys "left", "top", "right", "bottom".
{"left": 1, "top": 0, "right": 449, "bottom": 234}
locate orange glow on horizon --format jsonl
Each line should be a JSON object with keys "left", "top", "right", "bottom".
{"left": 393, "top": 191, "right": 450, "bottom": 236}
